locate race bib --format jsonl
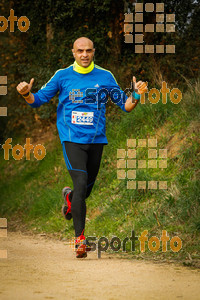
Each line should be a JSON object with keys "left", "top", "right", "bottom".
{"left": 71, "top": 111, "right": 94, "bottom": 125}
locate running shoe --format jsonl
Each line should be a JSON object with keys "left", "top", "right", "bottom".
{"left": 75, "top": 234, "right": 87, "bottom": 258}
{"left": 61, "top": 186, "right": 72, "bottom": 220}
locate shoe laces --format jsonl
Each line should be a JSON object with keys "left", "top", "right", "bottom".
{"left": 75, "top": 234, "right": 86, "bottom": 244}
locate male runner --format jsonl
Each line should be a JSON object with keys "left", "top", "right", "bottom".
{"left": 16, "top": 37, "right": 147, "bottom": 258}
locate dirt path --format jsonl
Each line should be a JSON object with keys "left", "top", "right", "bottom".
{"left": 0, "top": 232, "right": 200, "bottom": 300}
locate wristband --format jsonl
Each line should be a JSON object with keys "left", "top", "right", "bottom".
{"left": 22, "top": 92, "right": 30, "bottom": 98}
{"left": 132, "top": 91, "right": 141, "bottom": 101}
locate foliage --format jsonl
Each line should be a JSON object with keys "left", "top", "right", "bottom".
{"left": 0, "top": 0, "right": 199, "bottom": 139}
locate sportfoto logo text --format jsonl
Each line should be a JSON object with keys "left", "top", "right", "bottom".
{"left": 1, "top": 138, "right": 46, "bottom": 160}
{"left": 69, "top": 230, "right": 182, "bottom": 257}
{"left": 0, "top": 9, "right": 30, "bottom": 32}
{"left": 68, "top": 81, "right": 182, "bottom": 109}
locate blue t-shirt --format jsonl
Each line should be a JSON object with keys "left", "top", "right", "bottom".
{"left": 29, "top": 63, "right": 129, "bottom": 144}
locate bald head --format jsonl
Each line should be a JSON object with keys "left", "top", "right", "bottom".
{"left": 72, "top": 37, "right": 95, "bottom": 68}
{"left": 73, "top": 37, "right": 94, "bottom": 50}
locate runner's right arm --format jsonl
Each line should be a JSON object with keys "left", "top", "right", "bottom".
{"left": 16, "top": 78, "right": 35, "bottom": 104}
{"left": 16, "top": 71, "right": 60, "bottom": 107}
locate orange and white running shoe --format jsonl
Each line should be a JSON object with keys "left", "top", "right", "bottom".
{"left": 75, "top": 234, "right": 87, "bottom": 258}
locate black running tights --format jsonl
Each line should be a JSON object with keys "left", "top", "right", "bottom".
{"left": 62, "top": 142, "right": 104, "bottom": 237}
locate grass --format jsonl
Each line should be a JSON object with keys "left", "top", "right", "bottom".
{"left": 0, "top": 79, "right": 199, "bottom": 265}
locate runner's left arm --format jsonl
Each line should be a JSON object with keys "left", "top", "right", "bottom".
{"left": 108, "top": 74, "right": 147, "bottom": 112}
{"left": 107, "top": 73, "right": 130, "bottom": 112}
{"left": 125, "top": 76, "right": 147, "bottom": 112}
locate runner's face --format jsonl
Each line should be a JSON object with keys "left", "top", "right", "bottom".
{"left": 72, "top": 40, "right": 95, "bottom": 68}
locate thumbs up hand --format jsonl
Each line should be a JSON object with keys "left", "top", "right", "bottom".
{"left": 132, "top": 76, "right": 147, "bottom": 95}
{"left": 16, "top": 78, "right": 34, "bottom": 95}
